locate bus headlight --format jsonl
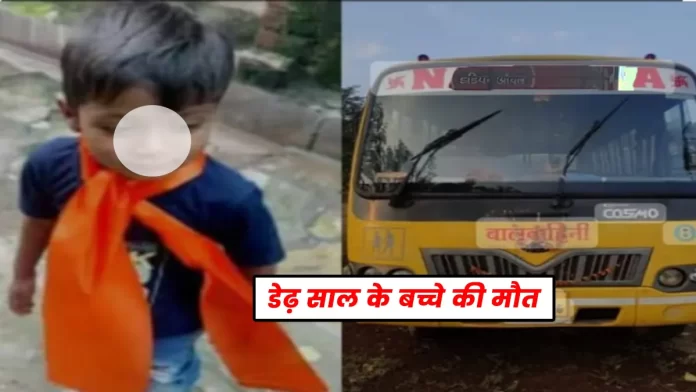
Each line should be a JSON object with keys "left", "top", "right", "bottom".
{"left": 658, "top": 268, "right": 686, "bottom": 287}
{"left": 389, "top": 269, "right": 414, "bottom": 275}
{"left": 689, "top": 270, "right": 696, "bottom": 283}
{"left": 342, "top": 264, "right": 353, "bottom": 275}
{"left": 361, "top": 267, "right": 382, "bottom": 275}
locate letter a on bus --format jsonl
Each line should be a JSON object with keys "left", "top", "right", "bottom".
{"left": 633, "top": 67, "right": 665, "bottom": 89}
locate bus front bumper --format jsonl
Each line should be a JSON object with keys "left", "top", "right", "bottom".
{"left": 359, "top": 288, "right": 696, "bottom": 328}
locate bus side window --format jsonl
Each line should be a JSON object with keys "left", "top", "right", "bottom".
{"left": 663, "top": 100, "right": 690, "bottom": 174}
{"left": 681, "top": 100, "right": 696, "bottom": 171}
{"left": 664, "top": 103, "right": 682, "bottom": 130}
{"left": 684, "top": 99, "right": 696, "bottom": 125}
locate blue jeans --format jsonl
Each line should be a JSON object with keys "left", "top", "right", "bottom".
{"left": 149, "top": 331, "right": 203, "bottom": 392}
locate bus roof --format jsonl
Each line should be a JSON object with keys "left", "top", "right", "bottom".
{"left": 372, "top": 55, "right": 696, "bottom": 96}
{"left": 403, "top": 54, "right": 688, "bottom": 69}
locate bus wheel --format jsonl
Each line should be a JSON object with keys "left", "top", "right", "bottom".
{"left": 632, "top": 325, "right": 687, "bottom": 343}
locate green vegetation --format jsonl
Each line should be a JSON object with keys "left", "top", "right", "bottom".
{"left": 2, "top": 1, "right": 86, "bottom": 23}
{"left": 183, "top": 2, "right": 259, "bottom": 48}
{"left": 341, "top": 86, "right": 427, "bottom": 199}
{"left": 341, "top": 86, "right": 363, "bottom": 265}
{"left": 2, "top": 1, "right": 340, "bottom": 101}
{"left": 3, "top": 1, "right": 55, "bottom": 18}
{"left": 279, "top": 1, "right": 340, "bottom": 90}
{"left": 342, "top": 86, "right": 364, "bottom": 200}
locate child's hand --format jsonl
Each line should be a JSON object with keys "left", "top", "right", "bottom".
{"left": 8, "top": 277, "right": 36, "bottom": 316}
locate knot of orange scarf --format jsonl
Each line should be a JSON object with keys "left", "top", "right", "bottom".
{"left": 43, "top": 140, "right": 326, "bottom": 392}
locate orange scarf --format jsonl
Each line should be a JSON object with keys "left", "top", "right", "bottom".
{"left": 43, "top": 140, "right": 327, "bottom": 392}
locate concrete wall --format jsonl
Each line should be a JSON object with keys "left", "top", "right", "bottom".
{"left": 0, "top": 9, "right": 69, "bottom": 58}
{"left": 219, "top": 84, "right": 341, "bottom": 159}
{"left": 0, "top": 8, "right": 341, "bottom": 160}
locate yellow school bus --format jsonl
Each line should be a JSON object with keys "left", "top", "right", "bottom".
{"left": 344, "top": 55, "right": 696, "bottom": 341}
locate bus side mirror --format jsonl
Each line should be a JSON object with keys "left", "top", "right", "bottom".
{"left": 683, "top": 123, "right": 696, "bottom": 170}
{"left": 686, "top": 149, "right": 696, "bottom": 170}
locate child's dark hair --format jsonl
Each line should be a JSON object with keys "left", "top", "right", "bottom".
{"left": 61, "top": 1, "right": 235, "bottom": 112}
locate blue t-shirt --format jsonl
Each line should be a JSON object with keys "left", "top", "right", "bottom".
{"left": 19, "top": 137, "right": 285, "bottom": 338}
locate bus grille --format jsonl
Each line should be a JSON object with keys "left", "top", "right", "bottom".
{"left": 422, "top": 249, "right": 651, "bottom": 286}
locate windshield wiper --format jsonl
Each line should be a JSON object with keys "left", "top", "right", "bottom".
{"left": 388, "top": 109, "right": 503, "bottom": 208}
{"left": 551, "top": 97, "right": 630, "bottom": 209}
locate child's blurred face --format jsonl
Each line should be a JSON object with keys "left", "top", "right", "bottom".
{"left": 58, "top": 86, "right": 216, "bottom": 179}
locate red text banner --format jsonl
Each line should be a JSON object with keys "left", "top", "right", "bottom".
{"left": 375, "top": 64, "right": 696, "bottom": 96}
{"left": 254, "top": 276, "right": 555, "bottom": 322}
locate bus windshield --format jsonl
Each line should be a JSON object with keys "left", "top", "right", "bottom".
{"left": 356, "top": 63, "right": 696, "bottom": 197}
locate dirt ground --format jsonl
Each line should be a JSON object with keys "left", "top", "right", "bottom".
{"left": 343, "top": 323, "right": 696, "bottom": 392}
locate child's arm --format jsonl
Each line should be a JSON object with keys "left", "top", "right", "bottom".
{"left": 9, "top": 143, "right": 60, "bottom": 315}
{"left": 13, "top": 216, "right": 55, "bottom": 280}
{"left": 15, "top": 142, "right": 61, "bottom": 275}
{"left": 8, "top": 216, "right": 55, "bottom": 315}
